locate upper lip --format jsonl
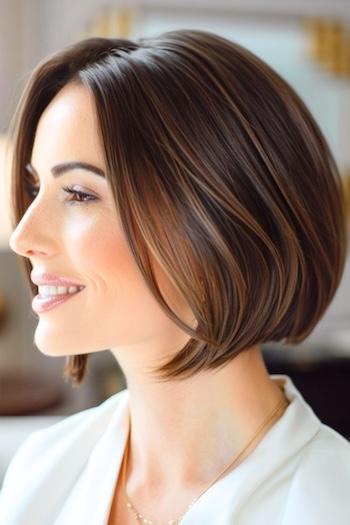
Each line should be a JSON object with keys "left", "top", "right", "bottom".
{"left": 30, "top": 271, "right": 85, "bottom": 288}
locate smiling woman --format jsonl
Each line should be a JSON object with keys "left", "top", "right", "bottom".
{"left": 0, "top": 28, "right": 349, "bottom": 525}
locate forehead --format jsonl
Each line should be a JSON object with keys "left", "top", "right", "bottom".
{"left": 37, "top": 82, "right": 95, "bottom": 132}
{"left": 31, "top": 82, "right": 105, "bottom": 168}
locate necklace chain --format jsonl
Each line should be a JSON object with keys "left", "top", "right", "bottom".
{"left": 122, "top": 390, "right": 289, "bottom": 525}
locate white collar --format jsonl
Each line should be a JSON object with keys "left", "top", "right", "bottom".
{"left": 90, "top": 374, "right": 321, "bottom": 524}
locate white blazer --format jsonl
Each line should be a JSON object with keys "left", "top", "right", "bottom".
{"left": 0, "top": 374, "right": 350, "bottom": 524}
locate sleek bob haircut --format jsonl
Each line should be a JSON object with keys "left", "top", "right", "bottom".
{"left": 8, "top": 29, "right": 348, "bottom": 387}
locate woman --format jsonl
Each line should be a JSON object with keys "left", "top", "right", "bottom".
{"left": 0, "top": 29, "right": 349, "bottom": 524}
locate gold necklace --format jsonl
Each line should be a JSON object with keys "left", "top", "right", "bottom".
{"left": 122, "top": 391, "right": 289, "bottom": 525}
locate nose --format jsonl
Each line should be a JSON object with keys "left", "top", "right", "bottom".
{"left": 8, "top": 200, "right": 54, "bottom": 258}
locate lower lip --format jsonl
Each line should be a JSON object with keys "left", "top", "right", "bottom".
{"left": 32, "top": 289, "right": 84, "bottom": 313}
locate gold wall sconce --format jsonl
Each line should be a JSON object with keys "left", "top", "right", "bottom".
{"left": 83, "top": 6, "right": 139, "bottom": 39}
{"left": 304, "top": 17, "right": 350, "bottom": 77}
{"left": 342, "top": 169, "right": 350, "bottom": 222}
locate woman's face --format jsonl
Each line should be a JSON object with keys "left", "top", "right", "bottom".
{"left": 9, "top": 82, "right": 192, "bottom": 363}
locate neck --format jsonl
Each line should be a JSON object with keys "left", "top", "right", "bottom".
{"left": 112, "top": 344, "right": 287, "bottom": 497}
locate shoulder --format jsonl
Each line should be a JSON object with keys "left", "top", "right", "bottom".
{"left": 282, "top": 424, "right": 350, "bottom": 524}
{"left": 295, "top": 423, "right": 350, "bottom": 481}
{"left": 0, "top": 388, "right": 129, "bottom": 523}
{"left": 0, "top": 388, "right": 128, "bottom": 493}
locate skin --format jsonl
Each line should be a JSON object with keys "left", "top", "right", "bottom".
{"left": 9, "top": 82, "right": 288, "bottom": 523}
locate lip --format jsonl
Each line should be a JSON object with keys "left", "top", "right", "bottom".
{"left": 32, "top": 289, "right": 84, "bottom": 313}
{"left": 30, "top": 270, "right": 85, "bottom": 288}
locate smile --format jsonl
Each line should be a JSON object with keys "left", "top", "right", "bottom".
{"left": 32, "top": 287, "right": 85, "bottom": 313}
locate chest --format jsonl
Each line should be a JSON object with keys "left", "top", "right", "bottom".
{"left": 106, "top": 475, "right": 195, "bottom": 525}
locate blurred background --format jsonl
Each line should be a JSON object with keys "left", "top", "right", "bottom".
{"left": 1, "top": 0, "right": 350, "bottom": 486}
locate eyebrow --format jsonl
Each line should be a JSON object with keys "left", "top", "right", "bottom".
{"left": 25, "top": 161, "right": 105, "bottom": 178}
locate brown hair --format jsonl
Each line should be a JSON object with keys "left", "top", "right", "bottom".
{"left": 8, "top": 29, "right": 348, "bottom": 387}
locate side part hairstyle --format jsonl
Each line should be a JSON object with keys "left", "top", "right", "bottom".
{"left": 8, "top": 29, "right": 348, "bottom": 386}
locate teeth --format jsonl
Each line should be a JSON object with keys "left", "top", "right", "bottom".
{"left": 38, "top": 285, "right": 82, "bottom": 297}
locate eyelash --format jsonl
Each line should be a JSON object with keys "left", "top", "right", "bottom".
{"left": 25, "top": 183, "right": 97, "bottom": 205}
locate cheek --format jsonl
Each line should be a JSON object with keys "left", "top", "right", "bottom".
{"left": 64, "top": 210, "right": 132, "bottom": 281}
{"left": 63, "top": 209, "right": 152, "bottom": 303}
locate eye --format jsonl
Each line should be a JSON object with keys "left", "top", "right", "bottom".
{"left": 25, "top": 181, "right": 39, "bottom": 199}
{"left": 62, "top": 185, "right": 97, "bottom": 204}
{"left": 24, "top": 182, "right": 97, "bottom": 205}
